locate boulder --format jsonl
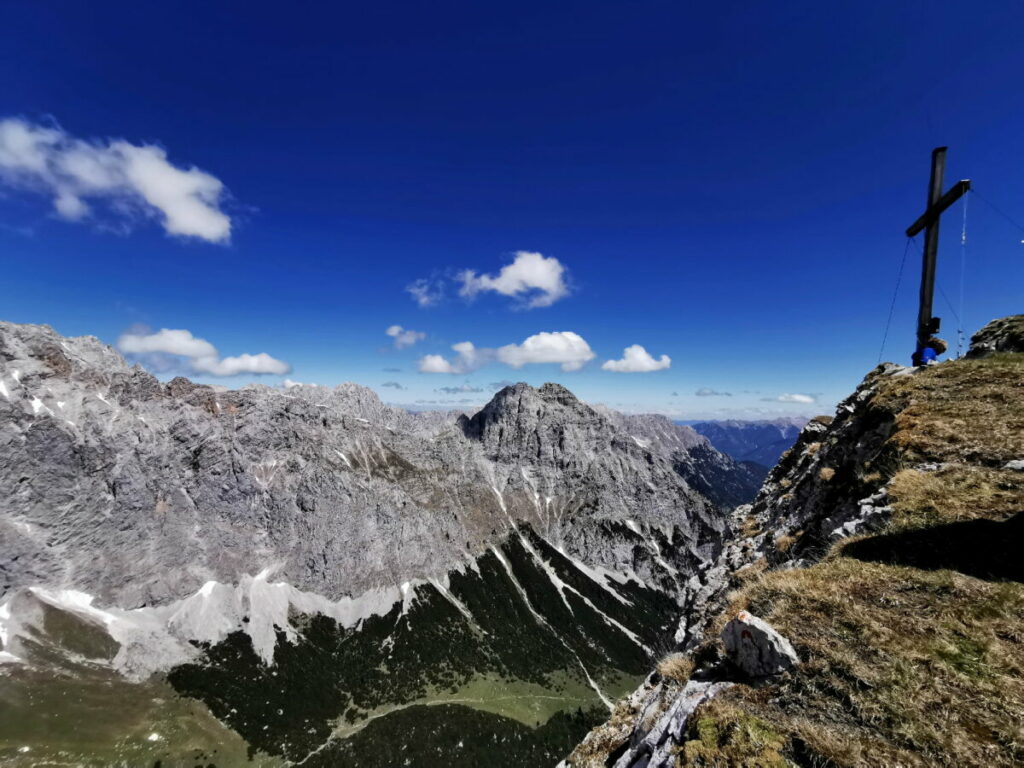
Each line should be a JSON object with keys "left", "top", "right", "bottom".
{"left": 721, "top": 610, "right": 799, "bottom": 678}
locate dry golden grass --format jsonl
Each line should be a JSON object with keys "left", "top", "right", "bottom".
{"left": 676, "top": 353, "right": 1024, "bottom": 767}
{"left": 690, "top": 554, "right": 1024, "bottom": 767}
{"left": 886, "top": 465, "right": 1024, "bottom": 533}
{"left": 657, "top": 653, "right": 694, "bottom": 684}
{"left": 875, "top": 354, "right": 1024, "bottom": 466}
{"left": 773, "top": 534, "right": 797, "bottom": 554}
{"left": 739, "top": 515, "right": 762, "bottom": 538}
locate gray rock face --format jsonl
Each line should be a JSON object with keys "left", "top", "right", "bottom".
{"left": 610, "top": 679, "right": 733, "bottom": 768}
{"left": 0, "top": 321, "right": 732, "bottom": 609}
{"left": 599, "top": 410, "right": 766, "bottom": 510}
{"left": 721, "top": 610, "right": 798, "bottom": 678}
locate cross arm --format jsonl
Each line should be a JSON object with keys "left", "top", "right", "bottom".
{"left": 905, "top": 179, "right": 971, "bottom": 237}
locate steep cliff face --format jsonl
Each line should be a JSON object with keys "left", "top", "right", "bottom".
{"left": 0, "top": 321, "right": 751, "bottom": 766}
{"left": 569, "top": 316, "right": 1024, "bottom": 768}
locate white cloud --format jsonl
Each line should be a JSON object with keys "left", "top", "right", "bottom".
{"left": 601, "top": 344, "right": 671, "bottom": 373}
{"left": 497, "top": 331, "right": 595, "bottom": 371}
{"left": 459, "top": 251, "right": 568, "bottom": 308}
{"left": 117, "top": 328, "right": 290, "bottom": 377}
{"left": 117, "top": 328, "right": 218, "bottom": 359}
{"left": 418, "top": 331, "right": 594, "bottom": 373}
{"left": 763, "top": 393, "right": 817, "bottom": 404}
{"left": 0, "top": 117, "right": 231, "bottom": 242}
{"left": 418, "top": 341, "right": 485, "bottom": 374}
{"left": 192, "top": 353, "right": 290, "bottom": 376}
{"left": 385, "top": 324, "right": 426, "bottom": 349}
{"left": 282, "top": 379, "right": 304, "bottom": 388}
{"left": 406, "top": 278, "right": 443, "bottom": 308}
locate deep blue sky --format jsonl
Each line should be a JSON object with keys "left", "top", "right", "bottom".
{"left": 1, "top": 1, "right": 1022, "bottom": 417}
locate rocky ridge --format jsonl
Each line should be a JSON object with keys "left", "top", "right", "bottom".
{"left": 567, "top": 315, "right": 1024, "bottom": 768}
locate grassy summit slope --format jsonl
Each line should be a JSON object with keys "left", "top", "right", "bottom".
{"left": 570, "top": 316, "right": 1024, "bottom": 768}
{"left": 681, "top": 347, "right": 1024, "bottom": 766}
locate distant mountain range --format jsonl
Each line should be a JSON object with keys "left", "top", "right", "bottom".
{"left": 681, "top": 418, "right": 808, "bottom": 467}
{"left": 0, "top": 320, "right": 759, "bottom": 767}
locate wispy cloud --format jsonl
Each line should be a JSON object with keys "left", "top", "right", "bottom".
{"left": 380, "top": 381, "right": 405, "bottom": 390}
{"left": 118, "top": 327, "right": 290, "bottom": 376}
{"left": 695, "top": 387, "right": 732, "bottom": 397}
{"left": 436, "top": 384, "right": 483, "bottom": 394}
{"left": 458, "top": 251, "right": 569, "bottom": 309}
{"left": 762, "top": 393, "right": 817, "bottom": 404}
{"left": 0, "top": 117, "right": 232, "bottom": 242}
{"left": 385, "top": 324, "right": 426, "bottom": 349}
{"left": 406, "top": 277, "right": 444, "bottom": 308}
{"left": 601, "top": 344, "right": 671, "bottom": 373}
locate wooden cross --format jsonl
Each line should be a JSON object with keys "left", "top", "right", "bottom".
{"left": 905, "top": 147, "right": 970, "bottom": 365}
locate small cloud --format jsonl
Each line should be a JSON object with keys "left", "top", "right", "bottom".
{"left": 761, "top": 393, "right": 817, "bottom": 404}
{"left": 385, "top": 324, "right": 426, "bottom": 349}
{"left": 459, "top": 251, "right": 569, "bottom": 309}
{"left": 382, "top": 367, "right": 403, "bottom": 373}
{"left": 497, "top": 331, "right": 594, "bottom": 372}
{"left": 406, "top": 277, "right": 444, "bottom": 308}
{"left": 695, "top": 387, "right": 732, "bottom": 397}
{"left": 436, "top": 384, "right": 483, "bottom": 394}
{"left": 602, "top": 344, "right": 671, "bottom": 373}
{"left": 117, "top": 327, "right": 290, "bottom": 377}
{"left": 671, "top": 391, "right": 679, "bottom": 397}
{"left": 282, "top": 379, "right": 303, "bottom": 388}
{"left": 0, "top": 117, "right": 232, "bottom": 242}
{"left": 418, "top": 341, "right": 486, "bottom": 374}
{"left": 381, "top": 381, "right": 405, "bottom": 390}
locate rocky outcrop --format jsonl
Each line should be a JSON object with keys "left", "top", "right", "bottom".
{"left": 966, "top": 314, "right": 1024, "bottom": 358}
{"left": 721, "top": 611, "right": 799, "bottom": 679}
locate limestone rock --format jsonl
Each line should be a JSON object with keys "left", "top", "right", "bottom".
{"left": 967, "top": 315, "right": 1024, "bottom": 358}
{"left": 721, "top": 610, "right": 799, "bottom": 678}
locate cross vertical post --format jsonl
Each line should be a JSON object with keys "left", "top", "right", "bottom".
{"left": 904, "top": 147, "right": 971, "bottom": 365}
{"left": 916, "top": 146, "right": 946, "bottom": 360}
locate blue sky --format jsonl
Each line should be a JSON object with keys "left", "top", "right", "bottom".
{"left": 1, "top": 1, "right": 1022, "bottom": 418}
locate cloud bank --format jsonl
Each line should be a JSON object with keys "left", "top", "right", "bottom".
{"left": 118, "top": 328, "right": 290, "bottom": 377}
{"left": 0, "top": 117, "right": 232, "bottom": 242}
{"left": 601, "top": 344, "right": 671, "bottom": 372}
{"left": 695, "top": 387, "right": 732, "bottom": 397}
